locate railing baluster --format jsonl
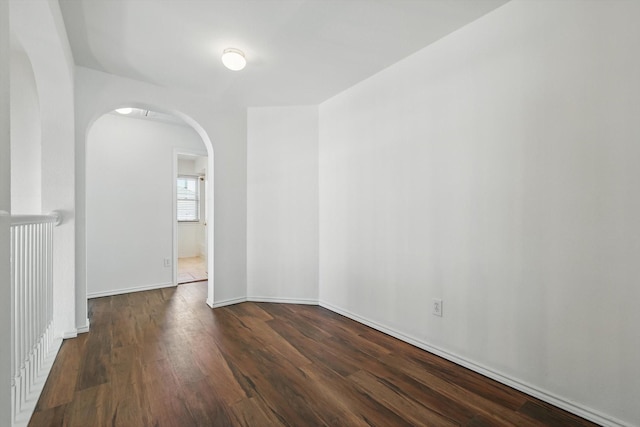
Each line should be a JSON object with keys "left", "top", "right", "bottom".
{"left": 26, "top": 223, "right": 32, "bottom": 394}
{"left": 18, "top": 224, "right": 25, "bottom": 408}
{"left": 35, "top": 223, "right": 40, "bottom": 372}
{"left": 10, "top": 222, "right": 16, "bottom": 422}
{"left": 9, "top": 213, "right": 61, "bottom": 427}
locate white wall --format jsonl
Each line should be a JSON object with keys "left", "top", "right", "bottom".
{"left": 194, "top": 156, "right": 207, "bottom": 176}
{"left": 177, "top": 223, "right": 202, "bottom": 258}
{"left": 87, "top": 114, "right": 206, "bottom": 297}
{"left": 10, "top": 47, "right": 41, "bottom": 214}
{"left": 247, "top": 106, "right": 319, "bottom": 303}
{"left": 319, "top": 1, "right": 640, "bottom": 426}
{"left": 178, "top": 158, "right": 195, "bottom": 174}
{"left": 0, "top": 2, "right": 12, "bottom": 424}
{"left": 0, "top": 2, "right": 9, "bottom": 214}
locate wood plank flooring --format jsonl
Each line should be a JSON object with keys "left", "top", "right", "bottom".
{"left": 29, "top": 283, "right": 598, "bottom": 426}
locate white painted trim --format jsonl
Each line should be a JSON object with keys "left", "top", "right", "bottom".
{"left": 318, "top": 300, "right": 629, "bottom": 427}
{"left": 172, "top": 150, "right": 178, "bottom": 288}
{"left": 210, "top": 296, "right": 319, "bottom": 309}
{"left": 211, "top": 297, "right": 247, "bottom": 308}
{"left": 76, "top": 318, "right": 90, "bottom": 334}
{"left": 87, "top": 282, "right": 175, "bottom": 299}
{"left": 62, "top": 330, "right": 78, "bottom": 339}
{"left": 248, "top": 296, "right": 319, "bottom": 305}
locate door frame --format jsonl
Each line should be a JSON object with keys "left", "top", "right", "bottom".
{"left": 173, "top": 148, "right": 209, "bottom": 287}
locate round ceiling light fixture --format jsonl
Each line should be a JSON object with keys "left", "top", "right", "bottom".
{"left": 221, "top": 48, "right": 246, "bottom": 71}
{"left": 115, "top": 107, "right": 133, "bottom": 115}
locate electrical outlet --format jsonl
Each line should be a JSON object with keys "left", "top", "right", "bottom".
{"left": 163, "top": 258, "right": 171, "bottom": 267}
{"left": 433, "top": 298, "right": 443, "bottom": 317}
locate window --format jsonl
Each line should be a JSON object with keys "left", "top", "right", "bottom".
{"left": 177, "top": 176, "right": 200, "bottom": 222}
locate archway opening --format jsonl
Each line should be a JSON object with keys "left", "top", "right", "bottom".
{"left": 85, "top": 105, "right": 215, "bottom": 305}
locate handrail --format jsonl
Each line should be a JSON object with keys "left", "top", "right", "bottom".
{"left": 9, "top": 211, "right": 62, "bottom": 227}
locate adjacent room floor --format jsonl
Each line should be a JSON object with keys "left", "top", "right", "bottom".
{"left": 177, "top": 255, "right": 207, "bottom": 284}
{"left": 28, "top": 282, "right": 598, "bottom": 426}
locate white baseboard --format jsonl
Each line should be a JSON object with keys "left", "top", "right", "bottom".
{"left": 209, "top": 296, "right": 319, "bottom": 308}
{"left": 247, "top": 296, "right": 319, "bottom": 305}
{"left": 319, "top": 300, "right": 629, "bottom": 427}
{"left": 87, "top": 282, "right": 176, "bottom": 299}
{"left": 210, "top": 296, "right": 247, "bottom": 308}
{"left": 76, "top": 318, "right": 90, "bottom": 334}
{"left": 62, "top": 329, "right": 78, "bottom": 339}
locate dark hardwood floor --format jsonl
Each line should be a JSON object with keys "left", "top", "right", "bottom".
{"left": 29, "top": 283, "right": 598, "bottom": 426}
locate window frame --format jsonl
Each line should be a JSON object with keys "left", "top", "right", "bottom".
{"left": 176, "top": 175, "right": 201, "bottom": 223}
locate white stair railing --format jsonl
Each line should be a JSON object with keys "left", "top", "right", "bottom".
{"left": 10, "top": 212, "right": 62, "bottom": 427}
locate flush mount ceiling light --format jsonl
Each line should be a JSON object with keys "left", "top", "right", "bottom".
{"left": 221, "top": 48, "right": 246, "bottom": 71}
{"left": 115, "top": 107, "right": 133, "bottom": 115}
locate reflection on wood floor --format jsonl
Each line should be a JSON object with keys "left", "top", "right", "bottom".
{"left": 28, "top": 282, "right": 598, "bottom": 427}
{"left": 177, "top": 255, "right": 207, "bottom": 284}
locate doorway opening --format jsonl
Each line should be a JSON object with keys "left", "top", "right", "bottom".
{"left": 175, "top": 153, "right": 208, "bottom": 285}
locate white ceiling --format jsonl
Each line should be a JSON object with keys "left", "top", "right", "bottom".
{"left": 59, "top": 0, "right": 509, "bottom": 109}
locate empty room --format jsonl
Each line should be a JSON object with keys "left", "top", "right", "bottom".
{"left": 1, "top": 0, "right": 638, "bottom": 426}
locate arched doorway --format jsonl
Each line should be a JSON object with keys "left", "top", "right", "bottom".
{"left": 84, "top": 105, "right": 215, "bottom": 306}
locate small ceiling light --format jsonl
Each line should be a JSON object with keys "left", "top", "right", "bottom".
{"left": 116, "top": 107, "right": 133, "bottom": 115}
{"left": 221, "top": 48, "right": 246, "bottom": 71}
